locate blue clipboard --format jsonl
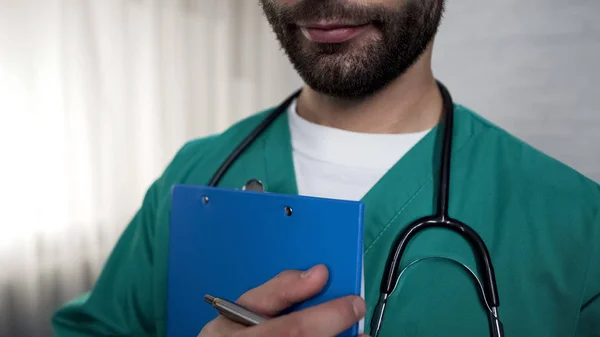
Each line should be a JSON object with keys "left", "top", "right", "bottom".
{"left": 167, "top": 184, "right": 364, "bottom": 337}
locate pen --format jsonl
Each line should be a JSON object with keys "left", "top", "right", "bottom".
{"left": 204, "top": 294, "right": 269, "bottom": 326}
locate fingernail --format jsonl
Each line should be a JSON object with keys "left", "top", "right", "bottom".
{"left": 353, "top": 297, "right": 366, "bottom": 317}
{"left": 301, "top": 266, "right": 314, "bottom": 279}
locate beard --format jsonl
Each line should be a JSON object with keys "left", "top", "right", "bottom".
{"left": 260, "top": 0, "right": 445, "bottom": 99}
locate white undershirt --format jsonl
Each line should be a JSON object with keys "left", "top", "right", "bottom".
{"left": 288, "top": 100, "right": 431, "bottom": 201}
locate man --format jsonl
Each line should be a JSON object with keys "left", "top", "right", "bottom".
{"left": 52, "top": 0, "right": 600, "bottom": 336}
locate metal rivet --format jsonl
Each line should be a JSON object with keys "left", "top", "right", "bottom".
{"left": 242, "top": 179, "right": 265, "bottom": 193}
{"left": 202, "top": 196, "right": 209, "bottom": 204}
{"left": 284, "top": 206, "right": 293, "bottom": 216}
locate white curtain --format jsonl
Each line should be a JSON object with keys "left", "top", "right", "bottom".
{"left": 0, "top": 1, "right": 299, "bottom": 336}
{"left": 2, "top": 0, "right": 599, "bottom": 336}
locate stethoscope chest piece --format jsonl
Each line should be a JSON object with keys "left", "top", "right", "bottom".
{"left": 242, "top": 179, "right": 265, "bottom": 192}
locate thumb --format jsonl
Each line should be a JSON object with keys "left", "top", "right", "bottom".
{"left": 243, "top": 295, "right": 366, "bottom": 337}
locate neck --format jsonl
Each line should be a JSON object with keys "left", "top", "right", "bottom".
{"left": 295, "top": 48, "right": 443, "bottom": 134}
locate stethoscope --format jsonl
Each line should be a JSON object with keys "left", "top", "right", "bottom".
{"left": 207, "top": 81, "right": 505, "bottom": 337}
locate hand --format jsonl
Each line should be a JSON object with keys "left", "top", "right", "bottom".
{"left": 198, "top": 264, "right": 369, "bottom": 337}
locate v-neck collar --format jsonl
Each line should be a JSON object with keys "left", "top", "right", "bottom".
{"left": 263, "top": 105, "right": 480, "bottom": 249}
{"left": 361, "top": 105, "right": 479, "bottom": 252}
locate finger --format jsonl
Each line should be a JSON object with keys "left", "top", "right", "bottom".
{"left": 199, "top": 316, "right": 244, "bottom": 337}
{"left": 236, "top": 264, "right": 328, "bottom": 316}
{"left": 245, "top": 295, "right": 366, "bottom": 337}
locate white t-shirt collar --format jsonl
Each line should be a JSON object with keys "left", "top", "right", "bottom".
{"left": 287, "top": 99, "right": 432, "bottom": 170}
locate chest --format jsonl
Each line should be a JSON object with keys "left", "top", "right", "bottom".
{"left": 151, "top": 116, "right": 589, "bottom": 336}
{"left": 362, "top": 196, "right": 585, "bottom": 337}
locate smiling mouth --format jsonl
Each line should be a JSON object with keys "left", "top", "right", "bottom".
{"left": 298, "top": 22, "right": 372, "bottom": 44}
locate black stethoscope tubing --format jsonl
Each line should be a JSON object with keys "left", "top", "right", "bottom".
{"left": 207, "top": 81, "right": 504, "bottom": 337}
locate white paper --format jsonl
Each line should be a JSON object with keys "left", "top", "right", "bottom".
{"left": 358, "top": 255, "right": 365, "bottom": 334}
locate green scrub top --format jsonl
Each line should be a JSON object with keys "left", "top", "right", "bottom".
{"left": 52, "top": 104, "right": 600, "bottom": 337}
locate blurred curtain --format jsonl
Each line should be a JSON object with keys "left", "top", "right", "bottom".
{"left": 2, "top": 0, "right": 599, "bottom": 336}
{"left": 0, "top": 1, "right": 299, "bottom": 336}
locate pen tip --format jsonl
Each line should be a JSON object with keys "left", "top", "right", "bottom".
{"left": 204, "top": 294, "right": 216, "bottom": 305}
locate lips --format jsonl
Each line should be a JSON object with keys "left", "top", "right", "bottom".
{"left": 299, "top": 22, "right": 370, "bottom": 44}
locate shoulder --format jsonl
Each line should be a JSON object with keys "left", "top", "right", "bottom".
{"left": 457, "top": 106, "right": 600, "bottom": 315}
{"left": 457, "top": 104, "right": 600, "bottom": 215}
{"left": 160, "top": 108, "right": 275, "bottom": 185}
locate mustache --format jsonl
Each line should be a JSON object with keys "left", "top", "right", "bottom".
{"left": 262, "top": 0, "right": 397, "bottom": 25}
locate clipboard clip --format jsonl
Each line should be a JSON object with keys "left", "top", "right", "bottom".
{"left": 242, "top": 179, "right": 265, "bottom": 193}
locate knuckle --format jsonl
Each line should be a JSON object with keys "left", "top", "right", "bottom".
{"left": 274, "top": 269, "right": 299, "bottom": 285}
{"left": 236, "top": 270, "right": 299, "bottom": 312}
{"left": 237, "top": 269, "right": 303, "bottom": 313}
{"left": 285, "top": 325, "right": 303, "bottom": 337}
{"left": 273, "top": 284, "right": 292, "bottom": 301}
{"left": 230, "top": 330, "right": 248, "bottom": 337}
{"left": 198, "top": 321, "right": 220, "bottom": 337}
{"left": 270, "top": 270, "right": 299, "bottom": 298}
{"left": 281, "top": 316, "right": 305, "bottom": 337}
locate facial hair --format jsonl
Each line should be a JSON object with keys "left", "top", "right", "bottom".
{"left": 260, "top": 0, "right": 445, "bottom": 99}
